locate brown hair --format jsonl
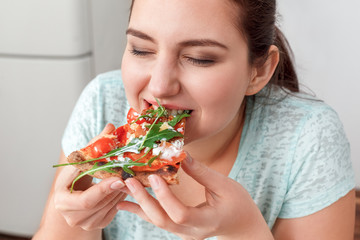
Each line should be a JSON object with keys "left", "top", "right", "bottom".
{"left": 230, "top": 0, "right": 299, "bottom": 93}
{"left": 129, "top": 0, "right": 299, "bottom": 93}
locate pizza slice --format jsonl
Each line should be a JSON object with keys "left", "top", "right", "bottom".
{"left": 54, "top": 102, "right": 190, "bottom": 191}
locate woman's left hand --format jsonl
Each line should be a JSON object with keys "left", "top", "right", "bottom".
{"left": 117, "top": 154, "right": 273, "bottom": 240}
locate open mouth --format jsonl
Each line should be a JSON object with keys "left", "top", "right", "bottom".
{"left": 144, "top": 99, "right": 193, "bottom": 117}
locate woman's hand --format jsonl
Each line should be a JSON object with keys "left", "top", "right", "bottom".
{"left": 53, "top": 166, "right": 127, "bottom": 231}
{"left": 117, "top": 154, "right": 273, "bottom": 240}
{"left": 53, "top": 123, "right": 127, "bottom": 231}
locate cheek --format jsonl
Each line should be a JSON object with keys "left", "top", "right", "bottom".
{"left": 185, "top": 68, "right": 250, "bottom": 140}
{"left": 121, "top": 54, "right": 148, "bottom": 109}
{"left": 189, "top": 65, "right": 250, "bottom": 111}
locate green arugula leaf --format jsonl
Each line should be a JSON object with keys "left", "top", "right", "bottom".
{"left": 168, "top": 112, "right": 191, "bottom": 127}
{"left": 142, "top": 126, "right": 183, "bottom": 149}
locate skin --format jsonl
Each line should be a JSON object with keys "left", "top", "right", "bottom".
{"left": 33, "top": 0, "right": 355, "bottom": 239}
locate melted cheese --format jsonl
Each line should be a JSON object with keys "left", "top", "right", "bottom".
{"left": 152, "top": 140, "right": 184, "bottom": 161}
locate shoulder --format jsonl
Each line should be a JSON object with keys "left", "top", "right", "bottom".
{"left": 251, "top": 87, "right": 342, "bottom": 137}
{"left": 87, "top": 70, "right": 129, "bottom": 125}
{"left": 250, "top": 87, "right": 350, "bottom": 172}
{"left": 239, "top": 87, "right": 354, "bottom": 223}
{"left": 88, "top": 69, "right": 124, "bottom": 92}
{"left": 252, "top": 87, "right": 354, "bottom": 218}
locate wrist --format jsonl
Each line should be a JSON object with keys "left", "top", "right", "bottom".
{"left": 219, "top": 221, "right": 273, "bottom": 240}
{"left": 221, "top": 200, "right": 274, "bottom": 240}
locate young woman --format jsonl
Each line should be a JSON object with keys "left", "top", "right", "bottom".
{"left": 34, "top": 0, "right": 355, "bottom": 239}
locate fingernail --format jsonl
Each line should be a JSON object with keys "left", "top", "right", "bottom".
{"left": 111, "top": 180, "right": 125, "bottom": 190}
{"left": 148, "top": 175, "right": 160, "bottom": 190}
{"left": 185, "top": 153, "right": 193, "bottom": 165}
{"left": 125, "top": 179, "right": 136, "bottom": 193}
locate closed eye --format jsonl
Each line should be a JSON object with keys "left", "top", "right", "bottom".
{"left": 185, "top": 57, "right": 215, "bottom": 66}
{"left": 130, "top": 48, "right": 152, "bottom": 57}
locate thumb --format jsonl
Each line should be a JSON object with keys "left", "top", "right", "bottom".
{"left": 181, "top": 153, "right": 227, "bottom": 193}
{"left": 100, "top": 123, "right": 116, "bottom": 135}
{"left": 88, "top": 123, "right": 116, "bottom": 145}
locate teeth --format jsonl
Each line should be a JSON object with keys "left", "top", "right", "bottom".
{"left": 168, "top": 109, "right": 191, "bottom": 116}
{"left": 170, "top": 109, "right": 179, "bottom": 116}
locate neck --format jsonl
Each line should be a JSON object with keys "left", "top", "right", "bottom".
{"left": 184, "top": 102, "right": 246, "bottom": 167}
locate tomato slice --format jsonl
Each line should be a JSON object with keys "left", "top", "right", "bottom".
{"left": 83, "top": 138, "right": 118, "bottom": 158}
{"left": 113, "top": 125, "right": 129, "bottom": 145}
{"left": 127, "top": 108, "right": 146, "bottom": 124}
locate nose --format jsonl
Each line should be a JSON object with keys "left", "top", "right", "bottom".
{"left": 147, "top": 55, "right": 181, "bottom": 99}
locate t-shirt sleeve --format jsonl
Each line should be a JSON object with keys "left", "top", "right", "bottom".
{"left": 61, "top": 77, "right": 101, "bottom": 156}
{"left": 278, "top": 105, "right": 355, "bottom": 218}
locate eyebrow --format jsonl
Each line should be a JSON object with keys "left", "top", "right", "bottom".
{"left": 126, "top": 28, "right": 155, "bottom": 42}
{"left": 126, "top": 28, "right": 228, "bottom": 50}
{"left": 179, "top": 39, "right": 228, "bottom": 50}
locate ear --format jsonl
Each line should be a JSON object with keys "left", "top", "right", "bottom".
{"left": 246, "top": 45, "right": 279, "bottom": 96}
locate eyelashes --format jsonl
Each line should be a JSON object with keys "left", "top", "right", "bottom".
{"left": 185, "top": 57, "right": 215, "bottom": 66}
{"left": 129, "top": 48, "right": 215, "bottom": 67}
{"left": 130, "top": 48, "right": 151, "bottom": 57}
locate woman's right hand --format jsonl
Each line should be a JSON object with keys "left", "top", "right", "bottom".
{"left": 53, "top": 123, "right": 127, "bottom": 231}
{"left": 33, "top": 124, "right": 127, "bottom": 239}
{"left": 53, "top": 166, "right": 127, "bottom": 231}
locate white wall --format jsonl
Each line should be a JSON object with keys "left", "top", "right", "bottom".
{"left": 277, "top": 0, "right": 360, "bottom": 187}
{"left": 90, "top": 0, "right": 130, "bottom": 75}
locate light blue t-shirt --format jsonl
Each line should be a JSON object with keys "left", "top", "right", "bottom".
{"left": 62, "top": 70, "right": 355, "bottom": 239}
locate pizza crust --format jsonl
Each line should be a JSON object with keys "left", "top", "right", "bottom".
{"left": 67, "top": 151, "right": 179, "bottom": 187}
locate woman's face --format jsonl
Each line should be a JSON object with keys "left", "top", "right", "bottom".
{"left": 122, "top": 0, "right": 255, "bottom": 144}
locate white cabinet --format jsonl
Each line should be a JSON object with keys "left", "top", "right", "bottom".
{"left": 0, "top": 0, "right": 131, "bottom": 236}
{"left": 0, "top": 0, "right": 91, "bottom": 56}
{"left": 0, "top": 0, "right": 93, "bottom": 236}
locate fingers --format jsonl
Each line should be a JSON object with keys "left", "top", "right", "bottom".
{"left": 116, "top": 201, "right": 151, "bottom": 223}
{"left": 124, "top": 176, "right": 212, "bottom": 232}
{"left": 99, "top": 123, "right": 116, "bottom": 136}
{"left": 181, "top": 154, "right": 227, "bottom": 194}
{"left": 53, "top": 167, "right": 128, "bottom": 231}
{"left": 87, "top": 123, "right": 116, "bottom": 145}
{"left": 77, "top": 178, "right": 125, "bottom": 210}
{"left": 148, "top": 174, "right": 213, "bottom": 228}
{"left": 75, "top": 192, "right": 126, "bottom": 230}
{"left": 55, "top": 176, "right": 125, "bottom": 212}
{"left": 124, "top": 178, "right": 170, "bottom": 228}
{"left": 148, "top": 175, "right": 192, "bottom": 224}
{"left": 55, "top": 165, "right": 82, "bottom": 192}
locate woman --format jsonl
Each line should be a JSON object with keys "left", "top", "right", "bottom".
{"left": 34, "top": 0, "right": 355, "bottom": 239}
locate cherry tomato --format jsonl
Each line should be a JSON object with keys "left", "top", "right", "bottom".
{"left": 85, "top": 138, "right": 118, "bottom": 158}
{"left": 113, "top": 125, "right": 129, "bottom": 145}
{"left": 127, "top": 108, "right": 146, "bottom": 124}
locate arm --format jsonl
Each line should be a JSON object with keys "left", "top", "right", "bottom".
{"left": 272, "top": 189, "right": 356, "bottom": 240}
